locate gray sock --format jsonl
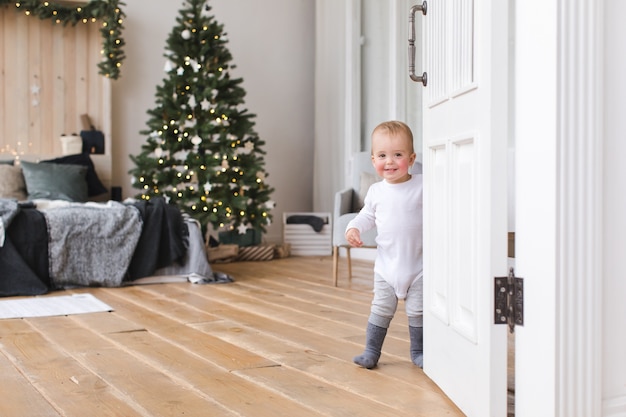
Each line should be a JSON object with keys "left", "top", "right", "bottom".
{"left": 409, "top": 325, "right": 423, "bottom": 368}
{"left": 353, "top": 322, "right": 387, "bottom": 369}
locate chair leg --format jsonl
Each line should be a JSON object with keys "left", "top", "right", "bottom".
{"left": 332, "top": 246, "right": 339, "bottom": 286}
{"left": 346, "top": 246, "right": 352, "bottom": 281}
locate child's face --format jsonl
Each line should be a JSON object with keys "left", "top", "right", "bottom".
{"left": 371, "top": 131, "right": 416, "bottom": 184}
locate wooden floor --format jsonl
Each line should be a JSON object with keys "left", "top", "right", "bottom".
{"left": 0, "top": 256, "right": 464, "bottom": 417}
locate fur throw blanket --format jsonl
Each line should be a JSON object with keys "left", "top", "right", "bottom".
{"left": 42, "top": 202, "right": 142, "bottom": 288}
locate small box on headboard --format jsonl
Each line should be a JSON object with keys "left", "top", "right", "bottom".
{"left": 60, "top": 134, "right": 82, "bottom": 155}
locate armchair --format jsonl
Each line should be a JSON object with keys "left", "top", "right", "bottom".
{"left": 332, "top": 152, "right": 379, "bottom": 286}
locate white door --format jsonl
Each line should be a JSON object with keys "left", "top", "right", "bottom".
{"left": 420, "top": 1, "right": 510, "bottom": 416}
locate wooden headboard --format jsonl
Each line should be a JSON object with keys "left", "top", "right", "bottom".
{"left": 0, "top": 6, "right": 112, "bottom": 189}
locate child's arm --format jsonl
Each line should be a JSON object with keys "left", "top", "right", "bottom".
{"left": 345, "top": 227, "right": 363, "bottom": 247}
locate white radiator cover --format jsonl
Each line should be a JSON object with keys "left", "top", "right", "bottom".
{"left": 283, "top": 212, "right": 332, "bottom": 256}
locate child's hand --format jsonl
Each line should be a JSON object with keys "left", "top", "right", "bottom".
{"left": 345, "top": 228, "right": 363, "bottom": 247}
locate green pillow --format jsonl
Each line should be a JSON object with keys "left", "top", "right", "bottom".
{"left": 20, "top": 161, "right": 88, "bottom": 202}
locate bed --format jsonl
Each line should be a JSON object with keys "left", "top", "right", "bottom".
{"left": 0, "top": 155, "right": 220, "bottom": 297}
{"left": 0, "top": 7, "right": 223, "bottom": 297}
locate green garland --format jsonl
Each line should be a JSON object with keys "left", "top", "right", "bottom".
{"left": 0, "top": 0, "right": 126, "bottom": 79}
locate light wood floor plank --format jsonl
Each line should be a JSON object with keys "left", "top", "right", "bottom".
{"left": 169, "top": 277, "right": 412, "bottom": 359}
{"left": 235, "top": 365, "right": 407, "bottom": 416}
{"left": 142, "top": 280, "right": 446, "bottom": 394}
{"left": 195, "top": 317, "right": 466, "bottom": 416}
{"left": 97, "top": 322, "right": 323, "bottom": 417}
{"left": 0, "top": 256, "right": 464, "bottom": 417}
{"left": 0, "top": 318, "right": 143, "bottom": 417}
{"left": 91, "top": 287, "right": 278, "bottom": 372}
{"left": 0, "top": 341, "right": 60, "bottom": 417}
{"left": 26, "top": 315, "right": 233, "bottom": 417}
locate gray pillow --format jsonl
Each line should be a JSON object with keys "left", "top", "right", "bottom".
{"left": 0, "top": 165, "right": 27, "bottom": 200}
{"left": 21, "top": 161, "right": 88, "bottom": 202}
{"left": 357, "top": 171, "right": 380, "bottom": 210}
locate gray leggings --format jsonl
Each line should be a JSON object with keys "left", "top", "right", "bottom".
{"left": 369, "top": 273, "right": 423, "bottom": 328}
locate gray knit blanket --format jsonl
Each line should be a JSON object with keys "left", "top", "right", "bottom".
{"left": 41, "top": 202, "right": 142, "bottom": 288}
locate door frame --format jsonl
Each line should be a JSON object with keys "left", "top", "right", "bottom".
{"left": 514, "top": 0, "right": 603, "bottom": 416}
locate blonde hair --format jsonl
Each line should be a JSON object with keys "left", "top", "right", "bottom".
{"left": 372, "top": 121, "right": 414, "bottom": 153}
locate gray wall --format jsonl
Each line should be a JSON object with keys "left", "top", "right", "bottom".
{"left": 111, "top": 0, "right": 315, "bottom": 243}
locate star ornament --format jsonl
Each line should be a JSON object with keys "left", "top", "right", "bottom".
{"left": 245, "top": 141, "right": 254, "bottom": 150}
{"left": 237, "top": 223, "right": 249, "bottom": 235}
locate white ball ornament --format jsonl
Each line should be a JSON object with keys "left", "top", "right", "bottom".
{"left": 181, "top": 29, "right": 191, "bottom": 40}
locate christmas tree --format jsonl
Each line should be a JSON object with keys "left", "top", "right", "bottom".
{"left": 129, "top": 0, "right": 274, "bottom": 243}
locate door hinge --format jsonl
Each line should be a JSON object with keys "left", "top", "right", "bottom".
{"left": 494, "top": 267, "right": 524, "bottom": 333}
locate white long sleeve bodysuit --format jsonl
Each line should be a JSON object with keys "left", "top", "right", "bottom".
{"left": 346, "top": 174, "right": 423, "bottom": 299}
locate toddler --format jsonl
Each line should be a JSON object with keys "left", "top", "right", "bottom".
{"left": 345, "top": 120, "right": 423, "bottom": 369}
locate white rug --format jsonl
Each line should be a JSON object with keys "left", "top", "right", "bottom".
{"left": 0, "top": 293, "right": 113, "bottom": 319}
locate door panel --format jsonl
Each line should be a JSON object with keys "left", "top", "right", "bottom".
{"left": 429, "top": 143, "right": 449, "bottom": 324}
{"left": 450, "top": 137, "right": 477, "bottom": 342}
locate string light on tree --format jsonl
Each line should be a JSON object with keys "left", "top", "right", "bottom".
{"left": 129, "top": 0, "right": 274, "bottom": 241}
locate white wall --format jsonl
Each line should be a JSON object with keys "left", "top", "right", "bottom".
{"left": 111, "top": 0, "right": 315, "bottom": 243}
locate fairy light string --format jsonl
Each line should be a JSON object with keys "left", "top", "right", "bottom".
{"left": 1, "top": 0, "right": 126, "bottom": 79}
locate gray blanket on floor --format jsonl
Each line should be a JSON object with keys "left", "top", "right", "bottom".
{"left": 42, "top": 202, "right": 142, "bottom": 288}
